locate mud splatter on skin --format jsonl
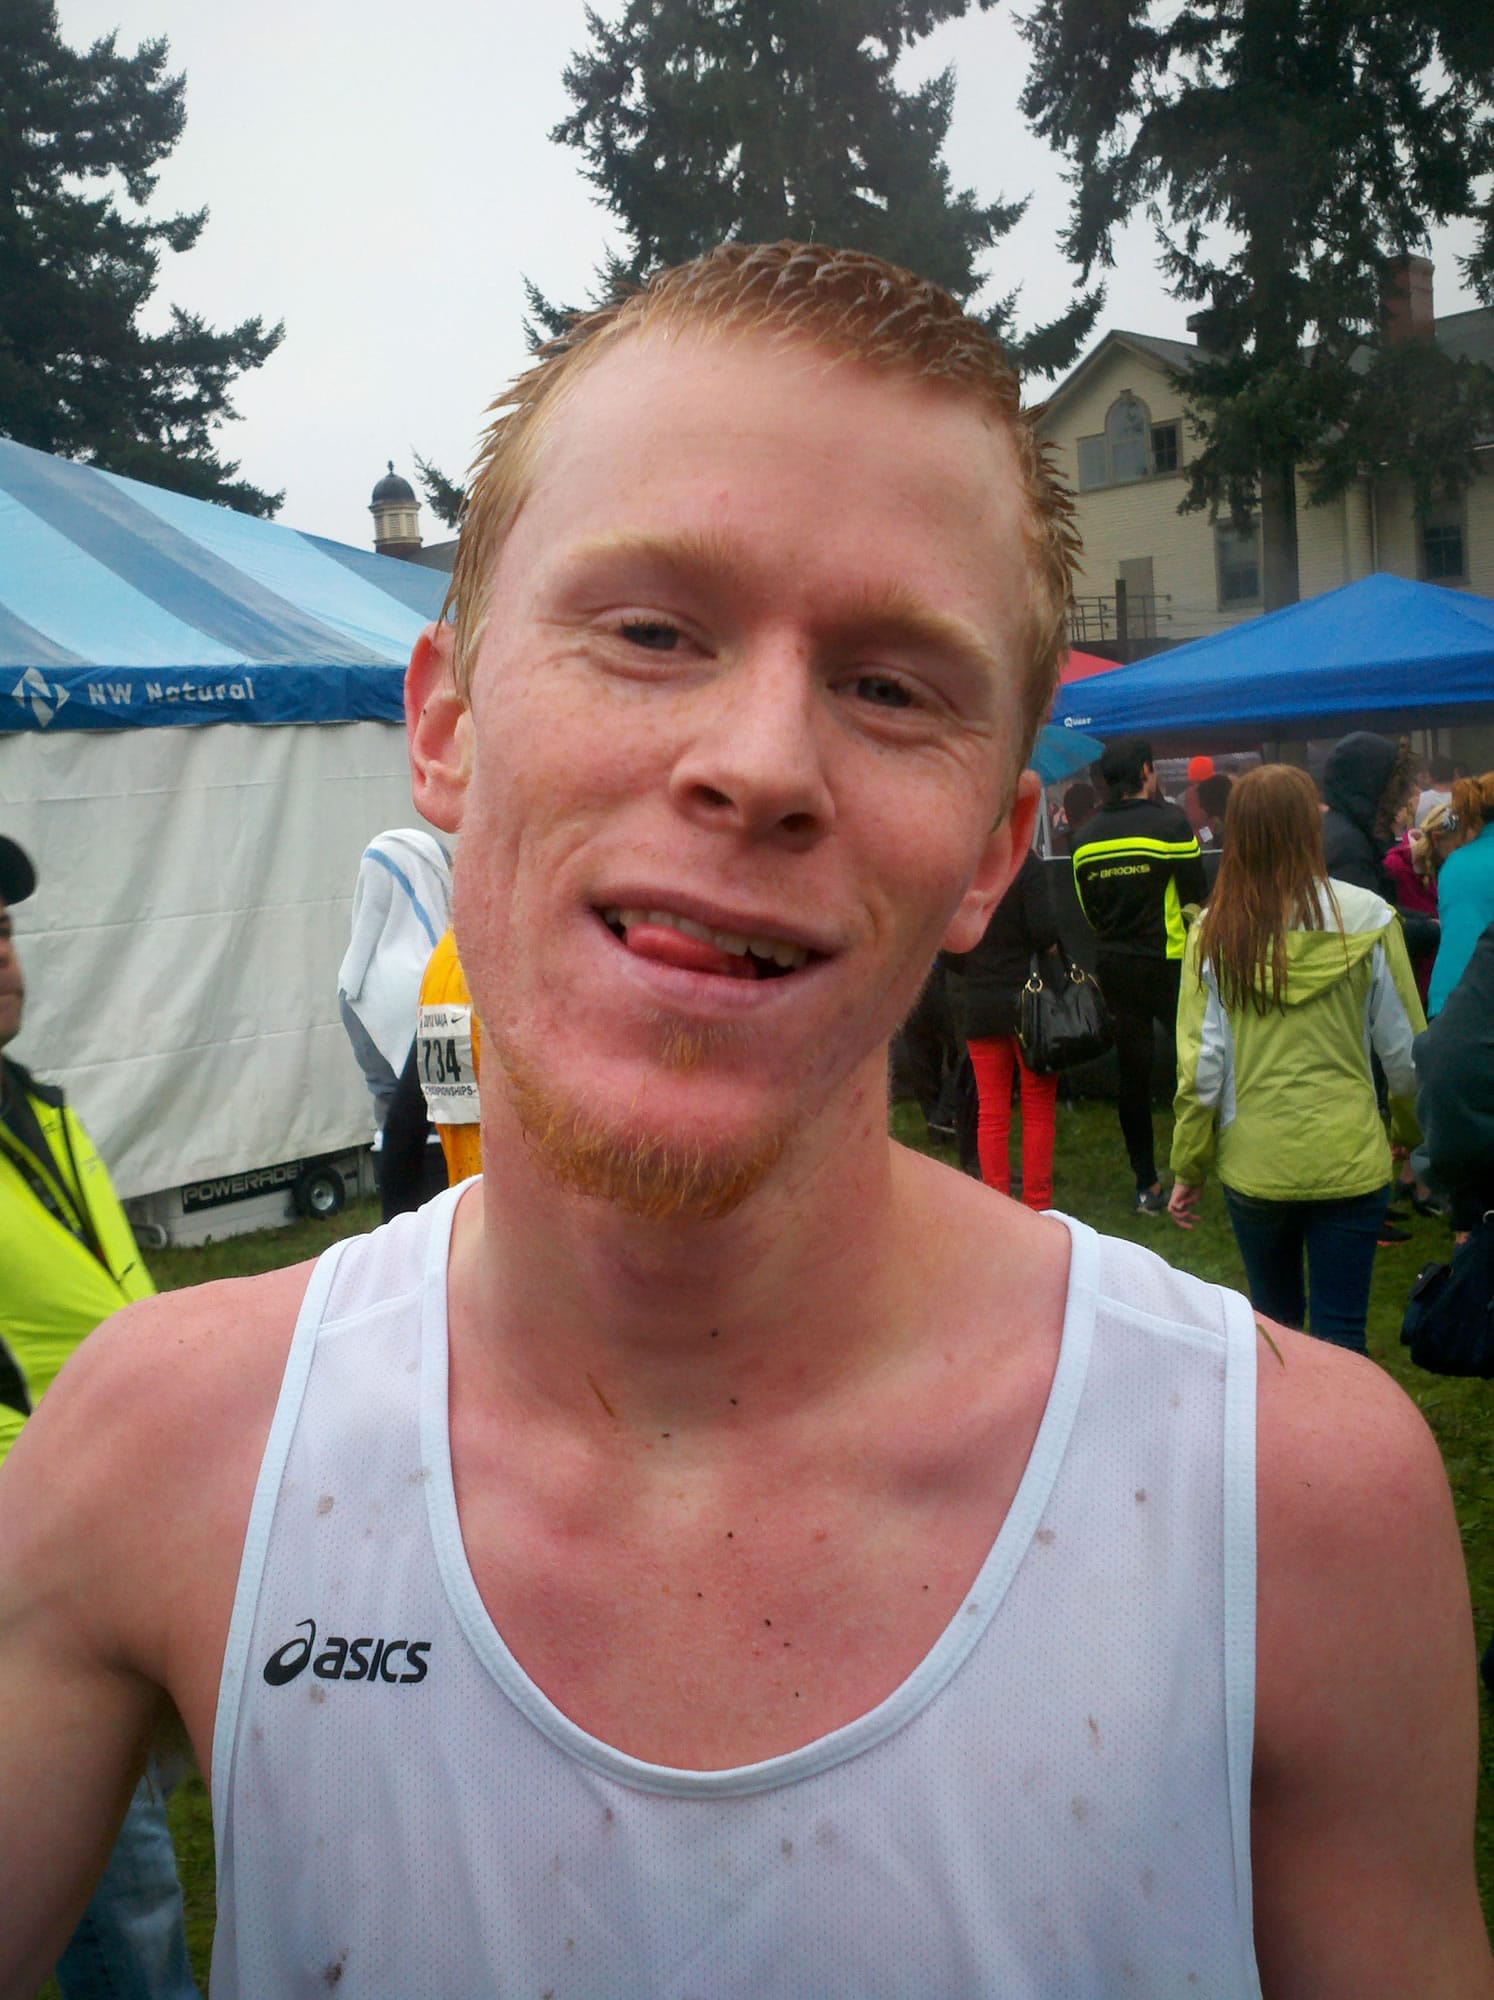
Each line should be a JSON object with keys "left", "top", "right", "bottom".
{"left": 586, "top": 1373, "right": 617, "bottom": 1420}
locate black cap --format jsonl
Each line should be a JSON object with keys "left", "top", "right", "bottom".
{"left": 0, "top": 836, "right": 36, "bottom": 906}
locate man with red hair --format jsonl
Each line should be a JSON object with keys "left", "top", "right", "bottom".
{"left": 1, "top": 244, "right": 1487, "bottom": 1995}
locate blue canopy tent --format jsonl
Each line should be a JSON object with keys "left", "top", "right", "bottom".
{"left": 1052, "top": 573, "right": 1494, "bottom": 748}
{"left": 0, "top": 439, "right": 448, "bottom": 1223}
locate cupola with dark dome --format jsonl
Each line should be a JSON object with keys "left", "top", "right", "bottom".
{"left": 370, "top": 460, "right": 421, "bottom": 558}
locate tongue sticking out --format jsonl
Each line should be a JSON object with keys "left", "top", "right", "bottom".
{"left": 623, "top": 921, "right": 758, "bottom": 979}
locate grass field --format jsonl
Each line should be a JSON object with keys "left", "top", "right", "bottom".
{"left": 34, "top": 1097, "right": 1494, "bottom": 1988}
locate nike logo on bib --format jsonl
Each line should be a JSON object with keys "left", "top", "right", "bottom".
{"left": 262, "top": 1618, "right": 431, "bottom": 1686}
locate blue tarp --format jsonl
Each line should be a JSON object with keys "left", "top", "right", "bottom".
{"left": 0, "top": 439, "right": 446, "bottom": 732}
{"left": 1053, "top": 573, "right": 1494, "bottom": 744}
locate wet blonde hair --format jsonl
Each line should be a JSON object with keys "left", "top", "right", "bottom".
{"left": 440, "top": 241, "right": 1078, "bottom": 765}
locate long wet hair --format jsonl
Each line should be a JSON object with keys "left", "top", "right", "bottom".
{"left": 1197, "top": 764, "right": 1341, "bottom": 1014}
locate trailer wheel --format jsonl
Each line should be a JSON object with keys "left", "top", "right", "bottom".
{"left": 294, "top": 1165, "right": 346, "bottom": 1221}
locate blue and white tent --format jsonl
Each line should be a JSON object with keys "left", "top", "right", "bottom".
{"left": 0, "top": 436, "right": 443, "bottom": 733}
{"left": 0, "top": 441, "right": 447, "bottom": 1214}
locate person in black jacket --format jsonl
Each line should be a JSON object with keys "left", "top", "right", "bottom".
{"left": 1072, "top": 739, "right": 1207, "bottom": 1213}
{"left": 946, "top": 850, "right": 1061, "bottom": 1207}
{"left": 1321, "top": 732, "right": 1438, "bottom": 961}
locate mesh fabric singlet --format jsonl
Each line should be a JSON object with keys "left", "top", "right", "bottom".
{"left": 211, "top": 1188, "right": 1262, "bottom": 1997}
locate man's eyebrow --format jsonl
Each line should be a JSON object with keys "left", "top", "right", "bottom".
{"left": 562, "top": 528, "right": 756, "bottom": 593}
{"left": 832, "top": 582, "right": 1006, "bottom": 677}
{"left": 562, "top": 533, "right": 1006, "bottom": 671}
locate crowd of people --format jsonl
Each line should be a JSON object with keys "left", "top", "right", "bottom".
{"left": 2, "top": 239, "right": 1490, "bottom": 1990}
{"left": 948, "top": 731, "right": 1494, "bottom": 1357}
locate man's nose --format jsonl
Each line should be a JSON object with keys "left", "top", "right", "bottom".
{"left": 669, "top": 644, "right": 835, "bottom": 848}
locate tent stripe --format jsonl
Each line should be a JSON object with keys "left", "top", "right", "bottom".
{"left": 110, "top": 473, "right": 440, "bottom": 654}
{"left": 0, "top": 443, "right": 392, "bottom": 668}
{"left": 302, "top": 534, "right": 454, "bottom": 620}
{"left": 0, "top": 603, "right": 86, "bottom": 672}
{"left": 0, "top": 483, "right": 244, "bottom": 668}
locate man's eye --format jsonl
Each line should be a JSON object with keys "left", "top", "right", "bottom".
{"left": 853, "top": 673, "right": 913, "bottom": 709}
{"left": 618, "top": 620, "right": 680, "bottom": 652}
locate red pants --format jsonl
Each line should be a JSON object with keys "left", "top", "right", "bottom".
{"left": 966, "top": 1036, "right": 1058, "bottom": 1209}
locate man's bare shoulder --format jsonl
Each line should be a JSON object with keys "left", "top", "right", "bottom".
{"left": 1252, "top": 1317, "right": 1460, "bottom": 1689}
{"left": 0, "top": 1260, "right": 316, "bottom": 1679}
{"left": 1253, "top": 1316, "right": 1453, "bottom": 1559}
{"left": 1250, "top": 1320, "right": 1488, "bottom": 1992}
{"left": 8, "top": 1257, "right": 315, "bottom": 1476}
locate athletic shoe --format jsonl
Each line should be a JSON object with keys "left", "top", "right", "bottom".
{"left": 1377, "top": 1221, "right": 1413, "bottom": 1246}
{"left": 1134, "top": 1185, "right": 1168, "bottom": 1216}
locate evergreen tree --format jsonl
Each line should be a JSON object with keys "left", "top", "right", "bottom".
{"left": 0, "top": 1, "right": 283, "bottom": 514}
{"left": 541, "top": 0, "right": 1100, "bottom": 374}
{"left": 1020, "top": 0, "right": 1494, "bottom": 607}
{"left": 413, "top": 453, "right": 466, "bottom": 531}
{"left": 420, "top": 1, "right": 1106, "bottom": 520}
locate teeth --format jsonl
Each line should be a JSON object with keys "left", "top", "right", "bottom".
{"left": 605, "top": 907, "right": 810, "bottom": 970}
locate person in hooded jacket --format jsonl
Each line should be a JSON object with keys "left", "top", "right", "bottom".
{"left": 1320, "top": 731, "right": 1438, "bottom": 962}
{"left": 1169, "top": 766, "right": 1425, "bottom": 1354}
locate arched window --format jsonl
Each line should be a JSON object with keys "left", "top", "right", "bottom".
{"left": 1076, "top": 394, "right": 1180, "bottom": 490}
{"left": 1105, "top": 392, "right": 1151, "bottom": 484}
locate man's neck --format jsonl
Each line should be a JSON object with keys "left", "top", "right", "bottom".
{"left": 451, "top": 1065, "right": 926, "bottom": 1432}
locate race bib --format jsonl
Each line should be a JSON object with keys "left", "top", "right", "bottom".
{"left": 416, "top": 1005, "right": 480, "bottom": 1123}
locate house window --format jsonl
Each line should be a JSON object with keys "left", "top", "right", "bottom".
{"left": 1150, "top": 421, "right": 1180, "bottom": 474}
{"left": 1077, "top": 434, "right": 1108, "bottom": 490}
{"left": 1076, "top": 404, "right": 1181, "bottom": 489}
{"left": 1216, "top": 521, "right": 1261, "bottom": 607}
{"left": 1421, "top": 500, "right": 1466, "bottom": 583}
{"left": 1106, "top": 393, "right": 1150, "bottom": 483}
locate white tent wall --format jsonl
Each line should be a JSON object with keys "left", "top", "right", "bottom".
{"left": 1, "top": 719, "right": 441, "bottom": 1200}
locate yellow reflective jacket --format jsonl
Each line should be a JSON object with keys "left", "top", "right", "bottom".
{"left": 0, "top": 1063, "right": 155, "bottom": 1463}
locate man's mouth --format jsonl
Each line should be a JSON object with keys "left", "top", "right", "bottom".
{"left": 600, "top": 907, "right": 813, "bottom": 981}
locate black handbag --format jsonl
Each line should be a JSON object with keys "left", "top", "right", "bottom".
{"left": 1400, "top": 1213, "right": 1494, "bottom": 1378}
{"left": 1017, "top": 954, "right": 1114, "bottom": 1075}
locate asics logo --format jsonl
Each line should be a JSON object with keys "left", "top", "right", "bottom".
{"left": 262, "top": 1618, "right": 431, "bottom": 1687}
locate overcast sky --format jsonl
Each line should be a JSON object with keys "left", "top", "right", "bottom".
{"left": 55, "top": 0, "right": 1486, "bottom": 551}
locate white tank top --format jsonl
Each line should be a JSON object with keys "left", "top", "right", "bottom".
{"left": 211, "top": 1187, "right": 1262, "bottom": 1997}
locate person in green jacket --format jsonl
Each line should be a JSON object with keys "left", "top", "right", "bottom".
{"left": 0, "top": 835, "right": 200, "bottom": 1998}
{"left": 1167, "top": 767, "right": 1425, "bottom": 1354}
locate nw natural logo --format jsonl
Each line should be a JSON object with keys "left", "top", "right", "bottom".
{"left": 262, "top": 1617, "right": 431, "bottom": 1687}
{"left": 12, "top": 667, "right": 69, "bottom": 728}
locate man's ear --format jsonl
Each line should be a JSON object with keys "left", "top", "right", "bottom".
{"left": 940, "top": 768, "right": 1042, "bottom": 954}
{"left": 406, "top": 622, "right": 472, "bottom": 834}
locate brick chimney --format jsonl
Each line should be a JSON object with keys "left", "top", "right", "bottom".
{"left": 1186, "top": 306, "right": 1227, "bottom": 354}
{"left": 1382, "top": 255, "right": 1435, "bottom": 343}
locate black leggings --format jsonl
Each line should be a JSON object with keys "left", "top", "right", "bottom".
{"left": 1096, "top": 955, "right": 1181, "bottom": 1190}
